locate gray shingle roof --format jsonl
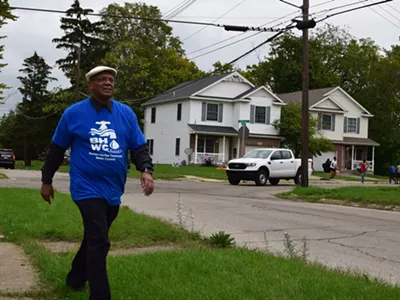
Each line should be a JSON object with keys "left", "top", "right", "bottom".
{"left": 277, "top": 87, "right": 336, "bottom": 107}
{"left": 143, "top": 72, "right": 235, "bottom": 106}
{"left": 188, "top": 124, "right": 238, "bottom": 135}
{"left": 234, "top": 86, "right": 260, "bottom": 99}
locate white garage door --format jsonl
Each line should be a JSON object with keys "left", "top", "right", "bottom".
{"left": 313, "top": 151, "right": 336, "bottom": 172}
{"left": 244, "top": 146, "right": 261, "bottom": 155}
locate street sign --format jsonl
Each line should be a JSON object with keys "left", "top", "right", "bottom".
{"left": 238, "top": 125, "right": 250, "bottom": 140}
{"left": 238, "top": 120, "right": 250, "bottom": 123}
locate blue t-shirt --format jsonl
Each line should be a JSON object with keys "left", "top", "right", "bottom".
{"left": 52, "top": 98, "right": 147, "bottom": 205}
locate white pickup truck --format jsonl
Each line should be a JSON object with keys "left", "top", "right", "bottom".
{"left": 226, "top": 148, "right": 313, "bottom": 186}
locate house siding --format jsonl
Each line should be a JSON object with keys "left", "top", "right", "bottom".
{"left": 197, "top": 81, "right": 251, "bottom": 98}
{"left": 328, "top": 89, "right": 369, "bottom": 139}
{"left": 143, "top": 101, "right": 191, "bottom": 164}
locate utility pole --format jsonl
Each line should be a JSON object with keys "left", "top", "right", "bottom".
{"left": 23, "top": 93, "right": 29, "bottom": 166}
{"left": 301, "top": 0, "right": 310, "bottom": 187}
{"left": 279, "top": 0, "right": 315, "bottom": 187}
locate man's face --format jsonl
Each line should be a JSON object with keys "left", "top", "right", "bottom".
{"left": 88, "top": 71, "right": 115, "bottom": 99}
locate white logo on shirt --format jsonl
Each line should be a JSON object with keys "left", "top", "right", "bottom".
{"left": 89, "top": 121, "right": 122, "bottom": 154}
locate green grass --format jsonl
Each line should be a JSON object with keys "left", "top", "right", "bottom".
{"left": 312, "top": 171, "right": 378, "bottom": 183}
{"left": 15, "top": 160, "right": 70, "bottom": 173}
{"left": 15, "top": 160, "right": 228, "bottom": 181}
{"left": 277, "top": 186, "right": 400, "bottom": 206}
{"left": 0, "top": 172, "right": 7, "bottom": 179}
{"left": 0, "top": 188, "right": 199, "bottom": 248}
{"left": 128, "top": 164, "right": 227, "bottom": 180}
{"left": 24, "top": 243, "right": 400, "bottom": 300}
{"left": 2, "top": 188, "right": 400, "bottom": 299}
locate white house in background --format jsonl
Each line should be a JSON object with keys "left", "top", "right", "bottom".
{"left": 278, "top": 87, "right": 380, "bottom": 172}
{"left": 142, "top": 71, "right": 286, "bottom": 165}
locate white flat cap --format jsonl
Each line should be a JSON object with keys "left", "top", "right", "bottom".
{"left": 85, "top": 66, "right": 117, "bottom": 81}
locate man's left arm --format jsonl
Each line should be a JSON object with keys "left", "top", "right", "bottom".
{"left": 128, "top": 109, "right": 154, "bottom": 196}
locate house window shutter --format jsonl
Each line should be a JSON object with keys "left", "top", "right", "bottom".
{"left": 356, "top": 117, "right": 360, "bottom": 134}
{"left": 266, "top": 106, "right": 271, "bottom": 125}
{"left": 317, "top": 113, "right": 322, "bottom": 130}
{"left": 344, "top": 117, "right": 348, "bottom": 133}
{"left": 250, "top": 105, "right": 255, "bottom": 124}
{"left": 218, "top": 104, "right": 223, "bottom": 123}
{"left": 332, "top": 114, "right": 335, "bottom": 131}
{"left": 201, "top": 102, "right": 206, "bottom": 121}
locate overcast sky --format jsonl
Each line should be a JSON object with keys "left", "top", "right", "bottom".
{"left": 1, "top": 0, "right": 399, "bottom": 116}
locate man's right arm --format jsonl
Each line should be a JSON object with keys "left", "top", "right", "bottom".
{"left": 41, "top": 109, "right": 72, "bottom": 185}
{"left": 41, "top": 143, "right": 67, "bottom": 184}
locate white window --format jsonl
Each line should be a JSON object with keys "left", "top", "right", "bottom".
{"left": 322, "top": 114, "right": 332, "bottom": 130}
{"left": 347, "top": 117, "right": 357, "bottom": 133}
{"left": 206, "top": 103, "right": 219, "bottom": 121}
{"left": 255, "top": 106, "right": 266, "bottom": 124}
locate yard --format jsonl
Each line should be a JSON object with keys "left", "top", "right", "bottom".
{"left": 15, "top": 160, "right": 228, "bottom": 181}
{"left": 277, "top": 186, "right": 400, "bottom": 207}
{"left": 1, "top": 188, "right": 400, "bottom": 299}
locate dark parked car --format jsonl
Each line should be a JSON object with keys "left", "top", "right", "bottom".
{"left": 0, "top": 148, "right": 15, "bottom": 169}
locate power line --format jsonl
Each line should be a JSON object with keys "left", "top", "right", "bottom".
{"left": 185, "top": 0, "right": 338, "bottom": 60}
{"left": 347, "top": 0, "right": 400, "bottom": 29}
{"left": 164, "top": 0, "right": 197, "bottom": 20}
{"left": 182, "top": 0, "right": 248, "bottom": 42}
{"left": 163, "top": 1, "right": 190, "bottom": 18}
{"left": 372, "top": 0, "right": 400, "bottom": 22}
{"left": 9, "top": 6, "right": 282, "bottom": 33}
{"left": 186, "top": 10, "right": 300, "bottom": 57}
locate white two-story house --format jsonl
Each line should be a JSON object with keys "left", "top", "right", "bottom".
{"left": 278, "top": 87, "right": 380, "bottom": 172}
{"left": 142, "top": 71, "right": 285, "bottom": 164}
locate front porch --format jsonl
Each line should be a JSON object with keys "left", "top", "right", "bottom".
{"left": 188, "top": 124, "right": 282, "bottom": 165}
{"left": 334, "top": 137, "right": 380, "bottom": 172}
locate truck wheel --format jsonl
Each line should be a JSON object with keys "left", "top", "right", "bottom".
{"left": 269, "top": 178, "right": 280, "bottom": 186}
{"left": 228, "top": 178, "right": 240, "bottom": 185}
{"left": 255, "top": 169, "right": 268, "bottom": 186}
{"left": 295, "top": 170, "right": 302, "bottom": 185}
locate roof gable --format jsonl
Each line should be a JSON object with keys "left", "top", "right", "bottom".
{"left": 311, "top": 96, "right": 347, "bottom": 112}
{"left": 142, "top": 72, "right": 235, "bottom": 106}
{"left": 238, "top": 86, "right": 284, "bottom": 103}
{"left": 325, "top": 87, "right": 372, "bottom": 116}
{"left": 194, "top": 71, "right": 254, "bottom": 98}
{"left": 277, "top": 87, "right": 335, "bottom": 107}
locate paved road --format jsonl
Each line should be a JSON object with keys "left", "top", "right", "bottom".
{"left": 1, "top": 169, "right": 400, "bottom": 284}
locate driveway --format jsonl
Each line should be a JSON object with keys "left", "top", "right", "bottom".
{"left": 1, "top": 169, "right": 400, "bottom": 284}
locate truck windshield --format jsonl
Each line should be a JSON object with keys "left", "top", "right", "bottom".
{"left": 244, "top": 150, "right": 273, "bottom": 159}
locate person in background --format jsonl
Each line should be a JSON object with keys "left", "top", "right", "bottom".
{"left": 330, "top": 157, "right": 337, "bottom": 180}
{"left": 389, "top": 164, "right": 397, "bottom": 184}
{"left": 396, "top": 161, "right": 400, "bottom": 183}
{"left": 40, "top": 66, "right": 154, "bottom": 300}
{"left": 360, "top": 159, "right": 367, "bottom": 183}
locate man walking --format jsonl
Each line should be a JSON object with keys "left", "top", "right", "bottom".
{"left": 40, "top": 66, "right": 154, "bottom": 300}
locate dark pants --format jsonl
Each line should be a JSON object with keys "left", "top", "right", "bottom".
{"left": 390, "top": 173, "right": 397, "bottom": 184}
{"left": 66, "top": 198, "right": 119, "bottom": 300}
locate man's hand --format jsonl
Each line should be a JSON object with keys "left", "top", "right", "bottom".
{"left": 141, "top": 172, "right": 154, "bottom": 196}
{"left": 41, "top": 184, "right": 54, "bottom": 204}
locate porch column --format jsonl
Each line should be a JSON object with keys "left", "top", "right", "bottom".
{"left": 237, "top": 138, "right": 240, "bottom": 158}
{"left": 194, "top": 134, "right": 198, "bottom": 164}
{"left": 222, "top": 136, "right": 226, "bottom": 163}
{"left": 372, "top": 146, "right": 375, "bottom": 172}
{"left": 351, "top": 145, "right": 355, "bottom": 171}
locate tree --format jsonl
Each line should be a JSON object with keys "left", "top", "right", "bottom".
{"left": 52, "top": 0, "right": 109, "bottom": 95}
{"left": 0, "top": 0, "right": 17, "bottom": 101}
{"left": 244, "top": 24, "right": 380, "bottom": 95}
{"left": 100, "top": 3, "right": 203, "bottom": 120}
{"left": 273, "top": 102, "right": 334, "bottom": 157}
{"left": 14, "top": 52, "right": 57, "bottom": 165}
